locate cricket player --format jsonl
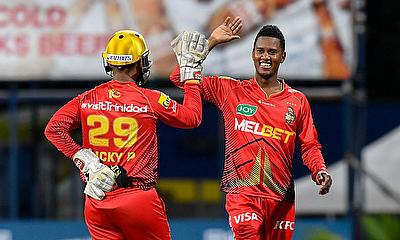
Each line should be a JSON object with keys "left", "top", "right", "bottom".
{"left": 45, "top": 29, "right": 206, "bottom": 239}
{"left": 169, "top": 17, "right": 333, "bottom": 240}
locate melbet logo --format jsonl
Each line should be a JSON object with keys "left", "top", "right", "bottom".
{"left": 236, "top": 104, "right": 257, "bottom": 116}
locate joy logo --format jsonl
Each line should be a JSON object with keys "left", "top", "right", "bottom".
{"left": 274, "top": 221, "right": 294, "bottom": 231}
{"left": 236, "top": 104, "right": 258, "bottom": 116}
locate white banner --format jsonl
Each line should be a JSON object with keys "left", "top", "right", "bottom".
{"left": 0, "top": 0, "right": 354, "bottom": 80}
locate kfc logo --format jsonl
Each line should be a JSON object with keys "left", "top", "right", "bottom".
{"left": 274, "top": 221, "right": 294, "bottom": 231}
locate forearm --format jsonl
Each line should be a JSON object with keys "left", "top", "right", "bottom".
{"left": 44, "top": 97, "right": 84, "bottom": 158}
{"left": 208, "top": 36, "right": 218, "bottom": 52}
{"left": 172, "top": 83, "right": 202, "bottom": 128}
{"left": 44, "top": 119, "right": 82, "bottom": 159}
{"left": 169, "top": 65, "right": 185, "bottom": 89}
{"left": 45, "top": 115, "right": 116, "bottom": 200}
{"left": 302, "top": 142, "right": 328, "bottom": 181}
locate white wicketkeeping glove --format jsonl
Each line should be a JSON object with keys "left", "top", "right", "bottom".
{"left": 73, "top": 149, "right": 116, "bottom": 200}
{"left": 84, "top": 181, "right": 106, "bottom": 201}
{"left": 170, "top": 31, "right": 209, "bottom": 82}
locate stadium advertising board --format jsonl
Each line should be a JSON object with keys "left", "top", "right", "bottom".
{"left": 0, "top": 0, "right": 354, "bottom": 80}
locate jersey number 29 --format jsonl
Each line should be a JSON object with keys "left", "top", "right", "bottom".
{"left": 87, "top": 114, "right": 138, "bottom": 148}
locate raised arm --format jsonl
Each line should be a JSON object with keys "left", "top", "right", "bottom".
{"left": 150, "top": 83, "right": 202, "bottom": 129}
{"left": 208, "top": 16, "right": 243, "bottom": 51}
{"left": 169, "top": 21, "right": 243, "bottom": 107}
{"left": 169, "top": 16, "right": 242, "bottom": 88}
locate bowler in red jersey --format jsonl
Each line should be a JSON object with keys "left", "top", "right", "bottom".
{"left": 170, "top": 17, "right": 333, "bottom": 240}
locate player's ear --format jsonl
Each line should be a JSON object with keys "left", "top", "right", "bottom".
{"left": 281, "top": 51, "right": 286, "bottom": 63}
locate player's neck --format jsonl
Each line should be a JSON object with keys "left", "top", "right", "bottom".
{"left": 255, "top": 75, "right": 282, "bottom": 97}
{"left": 112, "top": 72, "right": 135, "bottom": 83}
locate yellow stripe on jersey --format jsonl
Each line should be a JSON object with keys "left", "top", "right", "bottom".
{"left": 158, "top": 92, "right": 171, "bottom": 109}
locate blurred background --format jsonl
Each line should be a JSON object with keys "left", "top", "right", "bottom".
{"left": 0, "top": 0, "right": 399, "bottom": 239}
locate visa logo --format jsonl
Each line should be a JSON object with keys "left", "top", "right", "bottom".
{"left": 231, "top": 212, "right": 258, "bottom": 224}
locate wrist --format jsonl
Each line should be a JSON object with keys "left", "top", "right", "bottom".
{"left": 180, "top": 66, "right": 203, "bottom": 82}
{"left": 317, "top": 170, "right": 329, "bottom": 175}
{"left": 208, "top": 36, "right": 218, "bottom": 51}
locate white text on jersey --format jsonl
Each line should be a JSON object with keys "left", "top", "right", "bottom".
{"left": 274, "top": 221, "right": 294, "bottom": 231}
{"left": 82, "top": 101, "right": 148, "bottom": 113}
{"left": 231, "top": 212, "right": 258, "bottom": 224}
{"left": 234, "top": 118, "right": 295, "bottom": 144}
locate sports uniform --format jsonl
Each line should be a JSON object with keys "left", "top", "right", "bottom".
{"left": 170, "top": 66, "right": 328, "bottom": 240}
{"left": 45, "top": 80, "right": 201, "bottom": 239}
{"left": 45, "top": 29, "right": 205, "bottom": 240}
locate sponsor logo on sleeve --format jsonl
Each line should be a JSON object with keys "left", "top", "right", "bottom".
{"left": 158, "top": 93, "right": 171, "bottom": 109}
{"left": 236, "top": 104, "right": 258, "bottom": 116}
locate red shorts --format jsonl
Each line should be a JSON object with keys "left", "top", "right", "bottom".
{"left": 226, "top": 193, "right": 295, "bottom": 240}
{"left": 84, "top": 187, "right": 170, "bottom": 240}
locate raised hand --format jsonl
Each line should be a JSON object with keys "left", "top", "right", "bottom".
{"left": 171, "top": 31, "right": 209, "bottom": 82}
{"left": 208, "top": 16, "right": 243, "bottom": 50}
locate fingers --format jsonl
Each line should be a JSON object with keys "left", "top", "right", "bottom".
{"left": 87, "top": 166, "right": 116, "bottom": 193}
{"left": 225, "top": 16, "right": 242, "bottom": 39}
{"left": 316, "top": 171, "right": 328, "bottom": 185}
{"left": 182, "top": 31, "right": 190, "bottom": 53}
{"left": 94, "top": 178, "right": 114, "bottom": 192}
{"left": 196, "top": 34, "right": 208, "bottom": 56}
{"left": 223, "top": 16, "right": 231, "bottom": 26}
{"left": 170, "top": 31, "right": 183, "bottom": 49}
{"left": 92, "top": 173, "right": 114, "bottom": 192}
{"left": 318, "top": 174, "right": 333, "bottom": 195}
{"left": 316, "top": 174, "right": 323, "bottom": 185}
{"left": 189, "top": 32, "right": 200, "bottom": 52}
{"left": 196, "top": 33, "right": 206, "bottom": 53}
{"left": 100, "top": 172, "right": 115, "bottom": 189}
{"left": 319, "top": 182, "right": 331, "bottom": 195}
{"left": 84, "top": 183, "right": 105, "bottom": 200}
{"left": 230, "top": 17, "right": 243, "bottom": 35}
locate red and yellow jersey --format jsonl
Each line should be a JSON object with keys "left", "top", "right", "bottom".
{"left": 45, "top": 80, "right": 201, "bottom": 192}
{"left": 170, "top": 67, "right": 327, "bottom": 202}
